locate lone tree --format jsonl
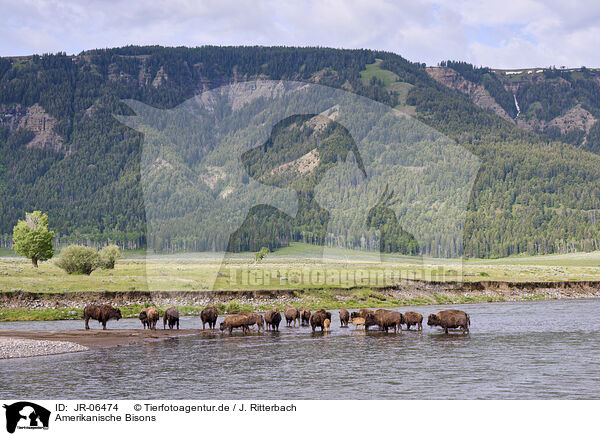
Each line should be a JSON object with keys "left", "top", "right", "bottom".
{"left": 13, "top": 211, "right": 55, "bottom": 267}
{"left": 253, "top": 246, "right": 269, "bottom": 264}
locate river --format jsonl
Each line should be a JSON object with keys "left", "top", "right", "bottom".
{"left": 1, "top": 299, "right": 599, "bottom": 399}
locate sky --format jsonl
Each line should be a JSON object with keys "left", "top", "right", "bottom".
{"left": 1, "top": 0, "right": 599, "bottom": 68}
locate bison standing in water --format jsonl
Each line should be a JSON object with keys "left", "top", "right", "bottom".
{"left": 238, "top": 312, "right": 264, "bottom": 331}
{"left": 339, "top": 309, "right": 350, "bottom": 327}
{"left": 403, "top": 311, "right": 423, "bottom": 331}
{"left": 220, "top": 314, "right": 251, "bottom": 334}
{"left": 201, "top": 306, "right": 218, "bottom": 329}
{"left": 139, "top": 308, "right": 149, "bottom": 329}
{"left": 163, "top": 307, "right": 180, "bottom": 329}
{"left": 365, "top": 309, "right": 404, "bottom": 333}
{"left": 284, "top": 307, "right": 300, "bottom": 327}
{"left": 310, "top": 309, "right": 332, "bottom": 332}
{"left": 428, "top": 310, "right": 470, "bottom": 334}
{"left": 83, "top": 304, "right": 122, "bottom": 330}
{"left": 146, "top": 307, "right": 160, "bottom": 330}
{"left": 300, "top": 308, "right": 311, "bottom": 326}
{"left": 264, "top": 310, "right": 282, "bottom": 331}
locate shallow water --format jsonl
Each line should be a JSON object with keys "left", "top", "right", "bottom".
{"left": 1, "top": 299, "right": 599, "bottom": 399}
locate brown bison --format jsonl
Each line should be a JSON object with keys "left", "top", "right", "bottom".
{"left": 351, "top": 309, "right": 374, "bottom": 320}
{"left": 264, "top": 310, "right": 282, "bottom": 331}
{"left": 339, "top": 308, "right": 350, "bottom": 327}
{"left": 403, "top": 311, "right": 423, "bottom": 331}
{"left": 284, "top": 307, "right": 300, "bottom": 327}
{"left": 163, "top": 307, "right": 180, "bottom": 329}
{"left": 300, "top": 308, "right": 311, "bottom": 326}
{"left": 310, "top": 309, "right": 332, "bottom": 332}
{"left": 220, "top": 314, "right": 251, "bottom": 334}
{"left": 139, "top": 307, "right": 149, "bottom": 329}
{"left": 201, "top": 306, "right": 218, "bottom": 329}
{"left": 365, "top": 309, "right": 404, "bottom": 333}
{"left": 146, "top": 307, "right": 160, "bottom": 330}
{"left": 428, "top": 310, "right": 470, "bottom": 334}
{"left": 83, "top": 304, "right": 122, "bottom": 330}
{"left": 238, "top": 312, "right": 264, "bottom": 331}
{"left": 324, "top": 318, "right": 331, "bottom": 332}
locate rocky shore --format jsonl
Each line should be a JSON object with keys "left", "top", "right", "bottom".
{"left": 0, "top": 337, "right": 88, "bottom": 359}
{"left": 0, "top": 329, "right": 212, "bottom": 358}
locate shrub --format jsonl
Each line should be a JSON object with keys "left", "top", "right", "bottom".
{"left": 99, "top": 244, "right": 121, "bottom": 269}
{"left": 55, "top": 245, "right": 100, "bottom": 275}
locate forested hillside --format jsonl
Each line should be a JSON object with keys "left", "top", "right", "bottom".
{"left": 0, "top": 46, "right": 599, "bottom": 257}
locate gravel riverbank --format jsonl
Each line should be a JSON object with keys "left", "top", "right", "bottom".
{"left": 0, "top": 337, "right": 88, "bottom": 359}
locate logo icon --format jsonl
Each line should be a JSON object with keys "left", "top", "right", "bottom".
{"left": 3, "top": 402, "right": 50, "bottom": 434}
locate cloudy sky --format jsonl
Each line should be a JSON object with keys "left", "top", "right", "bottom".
{"left": 1, "top": 0, "right": 599, "bottom": 68}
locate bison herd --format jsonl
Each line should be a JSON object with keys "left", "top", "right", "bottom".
{"left": 82, "top": 304, "right": 470, "bottom": 335}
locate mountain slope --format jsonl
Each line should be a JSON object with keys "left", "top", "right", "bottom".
{"left": 0, "top": 46, "right": 599, "bottom": 257}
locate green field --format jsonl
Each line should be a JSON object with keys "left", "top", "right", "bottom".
{"left": 1, "top": 243, "right": 600, "bottom": 294}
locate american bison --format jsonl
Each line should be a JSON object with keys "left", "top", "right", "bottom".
{"left": 264, "top": 310, "right": 282, "bottom": 331}
{"left": 238, "top": 312, "right": 264, "bottom": 331}
{"left": 163, "top": 307, "right": 180, "bottom": 329}
{"left": 323, "top": 318, "right": 331, "bottom": 332}
{"left": 284, "top": 307, "right": 300, "bottom": 327}
{"left": 428, "top": 310, "right": 470, "bottom": 334}
{"left": 339, "top": 308, "right": 350, "bottom": 327}
{"left": 201, "top": 306, "right": 218, "bottom": 329}
{"left": 351, "top": 317, "right": 365, "bottom": 330}
{"left": 365, "top": 309, "right": 404, "bottom": 333}
{"left": 300, "top": 308, "right": 311, "bottom": 326}
{"left": 403, "top": 311, "right": 423, "bottom": 331}
{"left": 83, "top": 304, "right": 122, "bottom": 330}
{"left": 139, "top": 308, "right": 149, "bottom": 329}
{"left": 310, "top": 309, "right": 332, "bottom": 332}
{"left": 220, "top": 314, "right": 251, "bottom": 334}
{"left": 351, "top": 309, "right": 374, "bottom": 320}
{"left": 146, "top": 307, "right": 160, "bottom": 330}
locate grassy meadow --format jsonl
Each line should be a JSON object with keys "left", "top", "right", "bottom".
{"left": 1, "top": 243, "right": 600, "bottom": 294}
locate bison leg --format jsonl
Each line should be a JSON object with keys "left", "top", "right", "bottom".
{"left": 85, "top": 317, "right": 90, "bottom": 330}
{"left": 102, "top": 321, "right": 107, "bottom": 330}
{"left": 444, "top": 327, "right": 448, "bottom": 334}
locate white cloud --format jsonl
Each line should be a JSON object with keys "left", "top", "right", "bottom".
{"left": 0, "top": 0, "right": 598, "bottom": 68}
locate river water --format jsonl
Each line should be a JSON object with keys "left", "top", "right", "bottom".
{"left": 1, "top": 299, "right": 599, "bottom": 399}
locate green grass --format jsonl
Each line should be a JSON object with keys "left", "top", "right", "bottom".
{"left": 1, "top": 243, "right": 600, "bottom": 296}
{"left": 360, "top": 59, "right": 400, "bottom": 87}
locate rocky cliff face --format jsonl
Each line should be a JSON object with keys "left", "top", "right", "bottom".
{"left": 427, "top": 66, "right": 600, "bottom": 148}
{"left": 0, "top": 103, "right": 65, "bottom": 152}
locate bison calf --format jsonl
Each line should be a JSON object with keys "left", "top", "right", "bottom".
{"left": 83, "top": 304, "right": 122, "bottom": 330}
{"left": 351, "top": 317, "right": 365, "bottom": 330}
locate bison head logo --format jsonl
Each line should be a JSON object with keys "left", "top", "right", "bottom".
{"left": 115, "top": 80, "right": 480, "bottom": 289}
